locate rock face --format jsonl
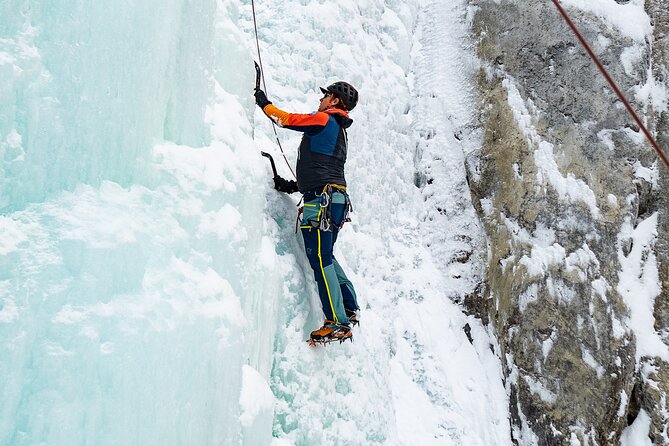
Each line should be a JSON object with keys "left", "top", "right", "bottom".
{"left": 645, "top": 2, "right": 669, "bottom": 444}
{"left": 467, "top": 0, "right": 669, "bottom": 443}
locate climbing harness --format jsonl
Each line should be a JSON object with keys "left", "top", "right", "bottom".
{"left": 550, "top": 0, "right": 669, "bottom": 170}
{"left": 296, "top": 184, "right": 352, "bottom": 233}
{"left": 251, "top": 0, "right": 296, "bottom": 179}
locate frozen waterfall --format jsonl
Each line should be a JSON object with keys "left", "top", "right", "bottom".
{"left": 0, "top": 0, "right": 510, "bottom": 445}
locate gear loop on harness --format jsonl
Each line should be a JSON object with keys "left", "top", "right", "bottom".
{"left": 319, "top": 184, "right": 350, "bottom": 232}
{"left": 295, "top": 184, "right": 351, "bottom": 233}
{"left": 318, "top": 186, "right": 333, "bottom": 232}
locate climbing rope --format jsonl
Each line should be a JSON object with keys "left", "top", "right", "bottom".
{"left": 250, "top": 0, "right": 297, "bottom": 179}
{"left": 550, "top": 0, "right": 669, "bottom": 170}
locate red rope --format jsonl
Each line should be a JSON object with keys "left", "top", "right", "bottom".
{"left": 550, "top": 0, "right": 669, "bottom": 169}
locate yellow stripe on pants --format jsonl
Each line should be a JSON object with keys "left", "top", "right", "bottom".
{"left": 317, "top": 229, "right": 338, "bottom": 323}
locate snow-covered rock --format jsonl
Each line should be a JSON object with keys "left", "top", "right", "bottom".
{"left": 468, "top": 0, "right": 669, "bottom": 443}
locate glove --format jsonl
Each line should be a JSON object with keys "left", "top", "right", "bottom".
{"left": 274, "top": 176, "right": 298, "bottom": 194}
{"left": 254, "top": 88, "right": 272, "bottom": 109}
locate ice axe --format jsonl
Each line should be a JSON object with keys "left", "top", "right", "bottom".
{"left": 254, "top": 61, "right": 262, "bottom": 91}
{"left": 252, "top": 61, "right": 297, "bottom": 179}
{"left": 256, "top": 62, "right": 278, "bottom": 180}
{"left": 261, "top": 151, "right": 278, "bottom": 179}
{"left": 256, "top": 63, "right": 277, "bottom": 178}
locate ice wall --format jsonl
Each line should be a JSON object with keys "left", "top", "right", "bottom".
{"left": 0, "top": 0, "right": 219, "bottom": 211}
{"left": 2, "top": 0, "right": 511, "bottom": 445}
{"left": 1, "top": 1, "right": 278, "bottom": 445}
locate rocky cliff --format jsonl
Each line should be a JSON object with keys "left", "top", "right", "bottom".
{"left": 467, "top": 0, "right": 669, "bottom": 443}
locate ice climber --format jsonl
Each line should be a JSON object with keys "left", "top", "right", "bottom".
{"left": 254, "top": 81, "right": 360, "bottom": 344}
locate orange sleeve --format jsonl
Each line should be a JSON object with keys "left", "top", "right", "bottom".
{"left": 262, "top": 104, "right": 329, "bottom": 128}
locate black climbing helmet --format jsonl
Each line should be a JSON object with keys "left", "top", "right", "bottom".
{"left": 320, "top": 81, "right": 359, "bottom": 111}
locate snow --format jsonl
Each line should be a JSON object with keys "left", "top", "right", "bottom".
{"left": 634, "top": 72, "right": 669, "bottom": 115}
{"left": 597, "top": 129, "right": 616, "bottom": 151}
{"left": 0, "top": 51, "right": 16, "bottom": 65}
{"left": 197, "top": 204, "right": 246, "bottom": 242}
{"left": 561, "top": 0, "right": 651, "bottom": 42}
{"left": 239, "top": 365, "right": 275, "bottom": 428}
{"left": 617, "top": 390, "right": 629, "bottom": 418}
{"left": 520, "top": 243, "right": 566, "bottom": 278}
{"left": 581, "top": 347, "right": 605, "bottom": 379}
{"left": 620, "top": 45, "right": 644, "bottom": 79}
{"left": 617, "top": 213, "right": 668, "bottom": 361}
{"left": 5, "top": 0, "right": 662, "bottom": 443}
{"left": 257, "top": 0, "right": 510, "bottom": 442}
{"left": 620, "top": 409, "right": 653, "bottom": 446}
{"left": 591, "top": 278, "right": 609, "bottom": 302}
{"left": 607, "top": 194, "right": 618, "bottom": 208}
{"left": 519, "top": 284, "right": 539, "bottom": 313}
{"left": 632, "top": 160, "right": 659, "bottom": 188}
{"left": 542, "top": 330, "right": 557, "bottom": 362}
{"left": 504, "top": 218, "right": 600, "bottom": 299}
{"left": 565, "top": 244, "right": 599, "bottom": 282}
{"left": 563, "top": 0, "right": 668, "bottom": 117}
{"left": 0, "top": 0, "right": 511, "bottom": 445}
{"left": 503, "top": 79, "right": 600, "bottom": 219}
{"left": 523, "top": 375, "right": 557, "bottom": 405}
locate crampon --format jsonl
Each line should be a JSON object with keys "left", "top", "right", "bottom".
{"left": 307, "top": 334, "right": 353, "bottom": 346}
{"left": 346, "top": 310, "right": 360, "bottom": 327}
{"left": 307, "top": 321, "right": 353, "bottom": 346}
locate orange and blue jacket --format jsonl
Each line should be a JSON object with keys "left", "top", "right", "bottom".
{"left": 262, "top": 104, "right": 352, "bottom": 193}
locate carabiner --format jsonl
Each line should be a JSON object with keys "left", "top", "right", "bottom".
{"left": 319, "top": 217, "right": 331, "bottom": 232}
{"left": 320, "top": 191, "right": 330, "bottom": 208}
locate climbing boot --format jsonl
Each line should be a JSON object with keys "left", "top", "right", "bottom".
{"left": 308, "top": 320, "right": 352, "bottom": 345}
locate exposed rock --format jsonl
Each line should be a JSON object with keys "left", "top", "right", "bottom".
{"left": 645, "top": 1, "right": 669, "bottom": 443}
{"left": 467, "top": 1, "right": 668, "bottom": 443}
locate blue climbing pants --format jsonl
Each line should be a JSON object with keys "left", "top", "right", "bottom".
{"left": 300, "top": 188, "right": 358, "bottom": 324}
